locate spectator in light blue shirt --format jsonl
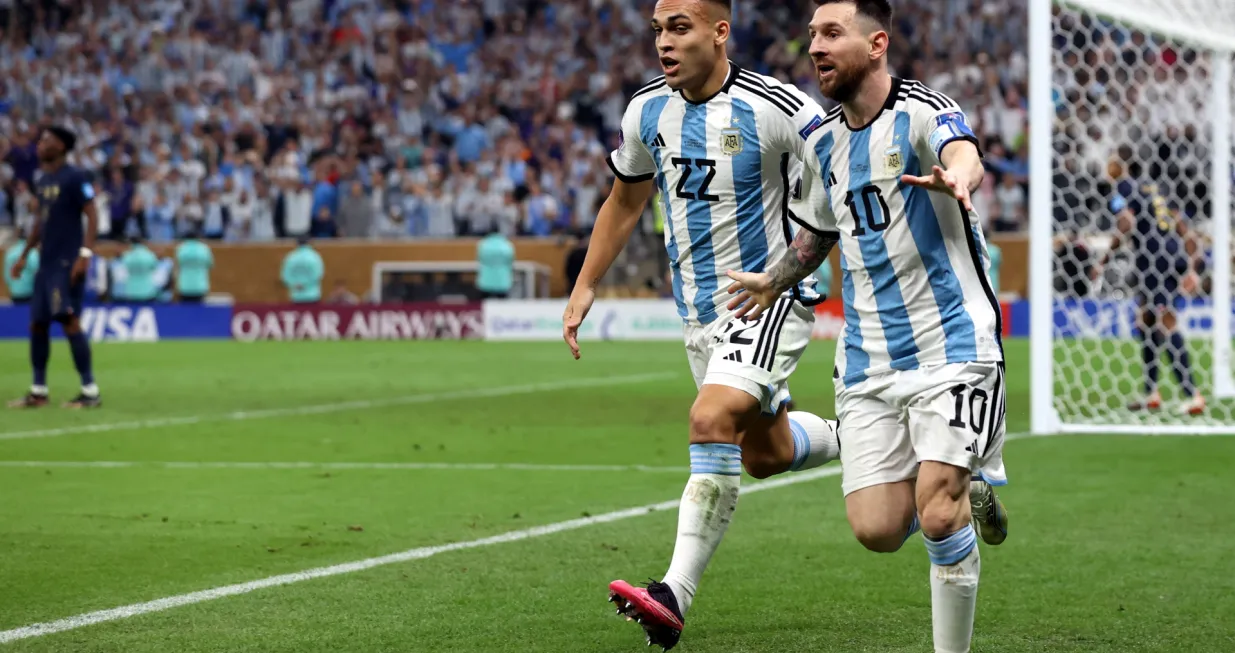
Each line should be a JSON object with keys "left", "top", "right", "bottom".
{"left": 281, "top": 236, "right": 325, "bottom": 304}
{"left": 120, "top": 237, "right": 161, "bottom": 303}
{"left": 175, "top": 232, "right": 214, "bottom": 302}
{"left": 476, "top": 229, "right": 515, "bottom": 299}
{"left": 454, "top": 110, "right": 490, "bottom": 165}
{"left": 4, "top": 228, "right": 38, "bottom": 303}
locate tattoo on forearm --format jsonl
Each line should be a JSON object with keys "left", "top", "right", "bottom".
{"left": 768, "top": 229, "right": 839, "bottom": 292}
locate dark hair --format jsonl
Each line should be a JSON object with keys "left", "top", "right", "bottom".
{"left": 701, "top": 0, "right": 732, "bottom": 18}
{"left": 816, "top": 0, "right": 893, "bottom": 31}
{"left": 44, "top": 125, "right": 77, "bottom": 152}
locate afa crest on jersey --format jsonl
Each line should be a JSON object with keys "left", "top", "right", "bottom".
{"left": 720, "top": 128, "right": 743, "bottom": 156}
{"left": 884, "top": 147, "right": 904, "bottom": 175}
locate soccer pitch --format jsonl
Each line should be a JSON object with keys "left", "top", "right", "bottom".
{"left": 0, "top": 339, "right": 1231, "bottom": 652}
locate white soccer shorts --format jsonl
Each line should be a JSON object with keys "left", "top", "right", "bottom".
{"left": 682, "top": 296, "right": 815, "bottom": 416}
{"left": 835, "top": 361, "right": 1009, "bottom": 496}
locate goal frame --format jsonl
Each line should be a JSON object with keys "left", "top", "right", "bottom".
{"left": 1029, "top": 0, "right": 1235, "bottom": 434}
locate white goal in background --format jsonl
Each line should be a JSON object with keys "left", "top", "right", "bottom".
{"left": 1030, "top": 0, "right": 1235, "bottom": 434}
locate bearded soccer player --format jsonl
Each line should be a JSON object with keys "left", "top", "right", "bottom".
{"left": 727, "top": 2, "right": 1008, "bottom": 651}
{"left": 561, "top": 0, "right": 845, "bottom": 649}
{"left": 8, "top": 126, "right": 102, "bottom": 409}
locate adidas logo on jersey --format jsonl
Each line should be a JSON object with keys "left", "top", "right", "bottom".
{"left": 723, "top": 351, "right": 743, "bottom": 364}
{"left": 651, "top": 133, "right": 667, "bottom": 148}
{"left": 827, "top": 172, "right": 838, "bottom": 188}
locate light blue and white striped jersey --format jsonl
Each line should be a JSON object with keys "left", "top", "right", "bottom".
{"left": 793, "top": 78, "right": 1003, "bottom": 387}
{"left": 608, "top": 62, "right": 828, "bottom": 325}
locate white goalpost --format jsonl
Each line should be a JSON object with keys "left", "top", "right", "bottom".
{"left": 1030, "top": 0, "right": 1235, "bottom": 434}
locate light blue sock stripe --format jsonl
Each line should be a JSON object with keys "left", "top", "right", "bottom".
{"left": 689, "top": 443, "right": 742, "bottom": 476}
{"left": 903, "top": 515, "right": 920, "bottom": 544}
{"left": 788, "top": 418, "right": 810, "bottom": 471}
{"left": 924, "top": 524, "right": 977, "bottom": 566}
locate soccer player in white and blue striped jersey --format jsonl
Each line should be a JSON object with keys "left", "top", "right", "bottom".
{"left": 727, "top": 1, "right": 1008, "bottom": 651}
{"left": 561, "top": 0, "right": 843, "bottom": 648}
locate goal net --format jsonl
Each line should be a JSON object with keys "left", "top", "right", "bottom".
{"left": 1031, "top": 0, "right": 1235, "bottom": 433}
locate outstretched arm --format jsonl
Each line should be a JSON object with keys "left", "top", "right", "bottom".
{"left": 726, "top": 227, "right": 839, "bottom": 320}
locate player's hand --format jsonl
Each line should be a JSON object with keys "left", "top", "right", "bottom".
{"left": 563, "top": 287, "right": 595, "bottom": 360}
{"left": 901, "top": 165, "right": 974, "bottom": 212}
{"left": 70, "top": 257, "right": 88, "bottom": 284}
{"left": 9, "top": 258, "right": 25, "bottom": 280}
{"left": 725, "top": 270, "right": 777, "bottom": 320}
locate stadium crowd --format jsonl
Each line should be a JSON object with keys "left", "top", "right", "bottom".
{"left": 0, "top": 0, "right": 1032, "bottom": 244}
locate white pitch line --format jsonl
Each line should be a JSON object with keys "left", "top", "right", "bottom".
{"left": 0, "top": 460, "right": 690, "bottom": 473}
{"left": 0, "top": 464, "right": 843, "bottom": 644}
{"left": 0, "top": 372, "right": 677, "bottom": 441}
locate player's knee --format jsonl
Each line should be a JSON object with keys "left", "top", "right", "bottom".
{"left": 851, "top": 523, "right": 906, "bottom": 553}
{"left": 29, "top": 322, "right": 50, "bottom": 336}
{"left": 688, "top": 404, "right": 741, "bottom": 445}
{"left": 917, "top": 498, "right": 967, "bottom": 540}
{"left": 847, "top": 511, "right": 908, "bottom": 553}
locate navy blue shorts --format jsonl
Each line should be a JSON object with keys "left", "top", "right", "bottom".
{"left": 30, "top": 264, "right": 84, "bottom": 323}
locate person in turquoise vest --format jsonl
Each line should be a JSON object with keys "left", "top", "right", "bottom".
{"left": 4, "top": 229, "right": 39, "bottom": 304}
{"left": 987, "top": 240, "right": 1003, "bottom": 296}
{"left": 175, "top": 231, "right": 214, "bottom": 302}
{"left": 120, "top": 236, "right": 160, "bottom": 303}
{"left": 281, "top": 236, "right": 324, "bottom": 304}
{"left": 476, "top": 228, "right": 515, "bottom": 299}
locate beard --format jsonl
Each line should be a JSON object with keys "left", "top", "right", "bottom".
{"left": 819, "top": 59, "right": 873, "bottom": 104}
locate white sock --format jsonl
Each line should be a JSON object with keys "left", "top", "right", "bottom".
{"left": 787, "top": 411, "right": 841, "bottom": 471}
{"left": 662, "top": 443, "right": 742, "bottom": 616}
{"left": 30, "top": 385, "right": 48, "bottom": 396}
{"left": 81, "top": 384, "right": 100, "bottom": 398}
{"left": 925, "top": 524, "right": 981, "bottom": 653}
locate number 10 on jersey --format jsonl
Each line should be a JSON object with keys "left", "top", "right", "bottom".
{"left": 845, "top": 185, "right": 891, "bottom": 237}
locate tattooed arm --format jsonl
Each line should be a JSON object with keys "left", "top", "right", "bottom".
{"left": 726, "top": 227, "right": 840, "bottom": 320}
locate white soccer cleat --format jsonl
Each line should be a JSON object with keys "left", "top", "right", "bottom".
{"left": 1127, "top": 390, "right": 1162, "bottom": 412}
{"left": 1178, "top": 393, "right": 1205, "bottom": 417}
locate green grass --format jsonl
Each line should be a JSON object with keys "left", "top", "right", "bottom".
{"left": 0, "top": 339, "right": 1232, "bottom": 652}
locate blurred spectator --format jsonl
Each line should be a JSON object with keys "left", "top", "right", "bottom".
{"left": 476, "top": 228, "right": 515, "bottom": 299}
{"left": 424, "top": 182, "right": 456, "bottom": 238}
{"left": 105, "top": 168, "right": 138, "bottom": 240}
{"left": 175, "top": 232, "right": 214, "bottom": 303}
{"left": 4, "top": 227, "right": 38, "bottom": 304}
{"left": 993, "top": 173, "right": 1027, "bottom": 233}
{"left": 523, "top": 177, "right": 560, "bottom": 237}
{"left": 327, "top": 280, "right": 360, "bottom": 305}
{"left": 310, "top": 205, "right": 339, "bottom": 239}
{"left": 281, "top": 236, "right": 324, "bottom": 304}
{"left": 337, "top": 181, "right": 373, "bottom": 238}
{"left": 120, "top": 237, "right": 160, "bottom": 303}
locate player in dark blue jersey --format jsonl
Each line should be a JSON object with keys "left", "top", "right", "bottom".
{"left": 7, "top": 126, "right": 102, "bottom": 409}
{"left": 1096, "top": 159, "right": 1203, "bottom": 416}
